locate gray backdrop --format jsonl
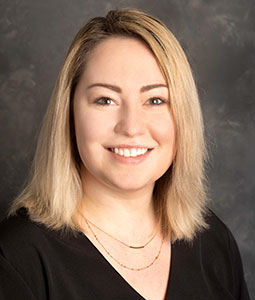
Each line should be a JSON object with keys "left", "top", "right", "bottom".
{"left": 0, "top": 0, "right": 254, "bottom": 297}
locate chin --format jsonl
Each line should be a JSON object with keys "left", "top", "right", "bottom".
{"left": 107, "top": 177, "right": 155, "bottom": 193}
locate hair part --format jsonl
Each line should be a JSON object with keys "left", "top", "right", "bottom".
{"left": 9, "top": 8, "right": 209, "bottom": 242}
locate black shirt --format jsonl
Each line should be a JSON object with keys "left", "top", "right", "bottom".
{"left": 0, "top": 208, "right": 250, "bottom": 299}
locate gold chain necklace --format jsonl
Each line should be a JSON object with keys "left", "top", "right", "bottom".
{"left": 84, "top": 216, "right": 158, "bottom": 249}
{"left": 84, "top": 218, "right": 164, "bottom": 271}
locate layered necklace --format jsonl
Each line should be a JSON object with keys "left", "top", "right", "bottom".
{"left": 80, "top": 213, "right": 164, "bottom": 271}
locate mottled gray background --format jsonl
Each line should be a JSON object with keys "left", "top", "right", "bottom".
{"left": 0, "top": 0, "right": 254, "bottom": 297}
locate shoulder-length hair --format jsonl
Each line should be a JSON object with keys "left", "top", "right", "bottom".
{"left": 9, "top": 8, "right": 209, "bottom": 242}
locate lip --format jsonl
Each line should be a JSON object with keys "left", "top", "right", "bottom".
{"left": 106, "top": 147, "right": 153, "bottom": 165}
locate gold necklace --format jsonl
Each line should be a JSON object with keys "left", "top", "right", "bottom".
{"left": 84, "top": 218, "right": 164, "bottom": 271}
{"left": 84, "top": 216, "right": 158, "bottom": 249}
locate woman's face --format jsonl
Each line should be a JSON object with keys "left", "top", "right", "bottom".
{"left": 73, "top": 37, "right": 176, "bottom": 193}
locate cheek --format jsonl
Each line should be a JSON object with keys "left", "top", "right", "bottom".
{"left": 151, "top": 113, "right": 176, "bottom": 146}
{"left": 74, "top": 110, "right": 113, "bottom": 148}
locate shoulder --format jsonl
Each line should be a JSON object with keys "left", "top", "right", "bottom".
{"left": 0, "top": 207, "right": 83, "bottom": 265}
{"left": 0, "top": 207, "right": 76, "bottom": 271}
{"left": 174, "top": 209, "right": 236, "bottom": 264}
{"left": 0, "top": 208, "right": 84, "bottom": 299}
{"left": 0, "top": 208, "right": 51, "bottom": 299}
{"left": 0, "top": 207, "right": 77, "bottom": 254}
{"left": 0, "top": 208, "right": 45, "bottom": 249}
{"left": 0, "top": 208, "right": 51, "bottom": 269}
{"left": 198, "top": 209, "right": 241, "bottom": 263}
{"left": 201, "top": 209, "right": 233, "bottom": 246}
{"left": 171, "top": 212, "right": 250, "bottom": 298}
{"left": 199, "top": 209, "right": 250, "bottom": 297}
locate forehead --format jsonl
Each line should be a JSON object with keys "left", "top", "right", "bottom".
{"left": 81, "top": 37, "right": 166, "bottom": 86}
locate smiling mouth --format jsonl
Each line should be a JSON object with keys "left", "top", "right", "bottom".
{"left": 107, "top": 148, "right": 153, "bottom": 158}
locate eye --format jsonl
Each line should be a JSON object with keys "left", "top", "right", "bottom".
{"left": 146, "top": 97, "right": 167, "bottom": 105}
{"left": 94, "top": 97, "right": 115, "bottom": 105}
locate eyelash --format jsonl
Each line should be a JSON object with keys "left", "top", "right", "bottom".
{"left": 94, "top": 97, "right": 114, "bottom": 106}
{"left": 147, "top": 97, "right": 167, "bottom": 105}
{"left": 94, "top": 97, "right": 167, "bottom": 106}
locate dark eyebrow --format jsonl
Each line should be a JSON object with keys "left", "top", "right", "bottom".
{"left": 86, "top": 83, "right": 168, "bottom": 93}
{"left": 140, "top": 84, "right": 168, "bottom": 92}
{"left": 87, "top": 83, "right": 121, "bottom": 93}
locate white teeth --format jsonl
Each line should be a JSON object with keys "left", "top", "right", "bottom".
{"left": 123, "top": 149, "right": 130, "bottom": 157}
{"left": 130, "top": 148, "right": 137, "bottom": 157}
{"left": 111, "top": 147, "right": 149, "bottom": 157}
{"left": 137, "top": 148, "right": 143, "bottom": 155}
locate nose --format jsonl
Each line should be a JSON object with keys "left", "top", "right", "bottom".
{"left": 114, "top": 103, "right": 146, "bottom": 137}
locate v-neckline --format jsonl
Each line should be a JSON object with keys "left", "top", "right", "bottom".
{"left": 78, "top": 231, "right": 174, "bottom": 300}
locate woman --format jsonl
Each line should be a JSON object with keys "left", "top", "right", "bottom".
{"left": 0, "top": 8, "right": 250, "bottom": 300}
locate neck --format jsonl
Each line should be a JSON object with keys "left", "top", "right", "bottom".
{"left": 77, "top": 167, "right": 158, "bottom": 242}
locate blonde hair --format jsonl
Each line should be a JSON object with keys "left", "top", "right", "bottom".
{"left": 9, "top": 8, "right": 209, "bottom": 242}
